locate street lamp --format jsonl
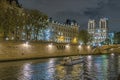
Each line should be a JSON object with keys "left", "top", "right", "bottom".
{"left": 23, "top": 41, "right": 29, "bottom": 47}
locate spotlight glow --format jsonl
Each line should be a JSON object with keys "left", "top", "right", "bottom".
{"left": 87, "top": 45, "right": 90, "bottom": 49}
{"left": 23, "top": 41, "right": 29, "bottom": 47}
{"left": 48, "top": 43, "right": 53, "bottom": 48}
{"left": 87, "top": 55, "right": 92, "bottom": 60}
{"left": 66, "top": 44, "right": 70, "bottom": 48}
{"left": 78, "top": 45, "right": 82, "bottom": 49}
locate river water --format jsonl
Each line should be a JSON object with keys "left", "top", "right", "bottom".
{"left": 0, "top": 54, "right": 119, "bottom": 80}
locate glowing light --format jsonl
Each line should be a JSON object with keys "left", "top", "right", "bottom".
{"left": 45, "top": 59, "right": 56, "bottom": 80}
{"left": 19, "top": 63, "right": 32, "bottom": 80}
{"left": 23, "top": 42, "right": 29, "bottom": 47}
{"left": 48, "top": 43, "right": 53, "bottom": 48}
{"left": 58, "top": 36, "right": 64, "bottom": 42}
{"left": 78, "top": 45, "right": 82, "bottom": 49}
{"left": 72, "top": 37, "right": 77, "bottom": 43}
{"left": 87, "top": 45, "right": 91, "bottom": 51}
{"left": 79, "top": 42, "right": 83, "bottom": 45}
{"left": 23, "top": 41, "right": 29, "bottom": 47}
{"left": 87, "top": 45, "right": 90, "bottom": 49}
{"left": 66, "top": 44, "right": 70, "bottom": 48}
{"left": 48, "top": 58, "right": 55, "bottom": 65}
{"left": 6, "top": 37, "right": 9, "bottom": 40}
{"left": 87, "top": 55, "right": 92, "bottom": 60}
{"left": 111, "top": 53, "right": 114, "bottom": 56}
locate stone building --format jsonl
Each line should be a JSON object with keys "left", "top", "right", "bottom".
{"left": 88, "top": 18, "right": 109, "bottom": 46}
{"left": 44, "top": 19, "right": 79, "bottom": 43}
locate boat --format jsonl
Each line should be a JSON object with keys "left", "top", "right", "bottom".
{"left": 61, "top": 56, "right": 84, "bottom": 66}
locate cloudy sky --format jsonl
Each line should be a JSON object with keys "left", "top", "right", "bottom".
{"left": 18, "top": 0, "right": 120, "bottom": 32}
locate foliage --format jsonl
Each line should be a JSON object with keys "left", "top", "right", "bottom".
{"left": 114, "top": 32, "right": 120, "bottom": 44}
{"left": 0, "top": 1, "right": 48, "bottom": 40}
{"left": 78, "top": 30, "right": 92, "bottom": 45}
{"left": 104, "top": 38, "right": 110, "bottom": 44}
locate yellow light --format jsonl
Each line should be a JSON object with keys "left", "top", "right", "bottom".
{"left": 58, "top": 36, "right": 65, "bottom": 42}
{"left": 72, "top": 37, "right": 77, "bottom": 43}
{"left": 58, "top": 36, "right": 64, "bottom": 42}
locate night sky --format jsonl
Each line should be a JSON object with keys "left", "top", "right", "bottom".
{"left": 18, "top": 0, "right": 120, "bottom": 32}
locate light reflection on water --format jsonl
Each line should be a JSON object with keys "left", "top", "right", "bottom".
{"left": 0, "top": 54, "right": 119, "bottom": 80}
{"left": 18, "top": 63, "right": 32, "bottom": 80}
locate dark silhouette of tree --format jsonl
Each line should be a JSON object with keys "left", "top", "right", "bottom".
{"left": 78, "top": 30, "right": 92, "bottom": 45}
{"left": 0, "top": 1, "right": 48, "bottom": 41}
{"left": 114, "top": 32, "right": 120, "bottom": 44}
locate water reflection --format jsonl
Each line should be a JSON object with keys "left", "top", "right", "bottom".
{"left": 18, "top": 63, "right": 32, "bottom": 80}
{"left": 45, "top": 59, "right": 56, "bottom": 80}
{"left": 0, "top": 54, "right": 119, "bottom": 80}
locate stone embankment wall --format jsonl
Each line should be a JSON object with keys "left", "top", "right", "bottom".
{"left": 0, "top": 41, "right": 94, "bottom": 61}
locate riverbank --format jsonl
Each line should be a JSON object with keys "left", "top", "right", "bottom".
{"left": 0, "top": 41, "right": 119, "bottom": 62}
{"left": 0, "top": 41, "right": 86, "bottom": 62}
{"left": 0, "top": 50, "right": 111, "bottom": 62}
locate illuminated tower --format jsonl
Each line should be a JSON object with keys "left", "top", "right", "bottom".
{"left": 88, "top": 19, "right": 96, "bottom": 35}
{"left": 87, "top": 19, "right": 96, "bottom": 45}
{"left": 88, "top": 18, "right": 109, "bottom": 46}
{"left": 99, "top": 18, "right": 108, "bottom": 29}
{"left": 99, "top": 18, "right": 108, "bottom": 42}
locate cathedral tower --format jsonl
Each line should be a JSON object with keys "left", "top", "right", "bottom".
{"left": 88, "top": 19, "right": 96, "bottom": 35}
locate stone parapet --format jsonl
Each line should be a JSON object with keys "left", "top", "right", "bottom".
{"left": 1, "top": 41, "right": 119, "bottom": 61}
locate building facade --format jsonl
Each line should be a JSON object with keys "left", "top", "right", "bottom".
{"left": 88, "top": 18, "right": 109, "bottom": 46}
{"left": 44, "top": 19, "right": 79, "bottom": 43}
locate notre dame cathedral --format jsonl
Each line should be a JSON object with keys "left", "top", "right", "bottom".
{"left": 88, "top": 18, "right": 109, "bottom": 46}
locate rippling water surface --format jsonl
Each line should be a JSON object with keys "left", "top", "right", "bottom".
{"left": 0, "top": 54, "right": 119, "bottom": 80}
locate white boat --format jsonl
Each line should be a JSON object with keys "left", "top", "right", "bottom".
{"left": 61, "top": 56, "right": 84, "bottom": 66}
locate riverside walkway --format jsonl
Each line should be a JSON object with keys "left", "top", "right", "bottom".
{"left": 0, "top": 41, "right": 119, "bottom": 62}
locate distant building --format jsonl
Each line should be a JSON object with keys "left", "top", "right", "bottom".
{"left": 44, "top": 19, "right": 79, "bottom": 43}
{"left": 88, "top": 18, "right": 109, "bottom": 46}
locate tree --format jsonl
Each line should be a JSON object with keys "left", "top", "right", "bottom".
{"left": 0, "top": 0, "right": 48, "bottom": 41}
{"left": 0, "top": 0, "right": 24, "bottom": 40}
{"left": 25, "top": 9, "right": 48, "bottom": 40}
{"left": 114, "top": 32, "right": 120, "bottom": 44}
{"left": 78, "top": 30, "right": 92, "bottom": 45}
{"left": 104, "top": 38, "right": 110, "bottom": 45}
